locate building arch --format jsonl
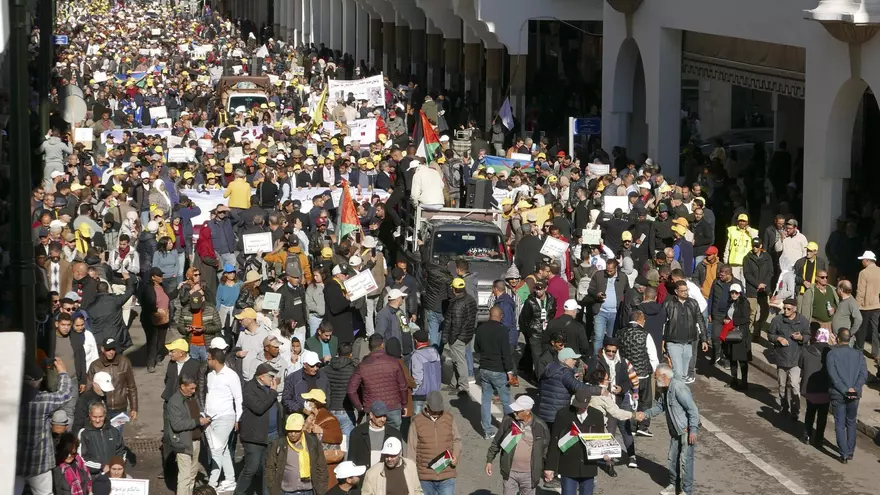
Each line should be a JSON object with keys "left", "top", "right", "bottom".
{"left": 611, "top": 37, "right": 648, "bottom": 157}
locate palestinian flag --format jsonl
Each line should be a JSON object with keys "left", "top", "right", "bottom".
{"left": 558, "top": 423, "right": 581, "bottom": 453}
{"left": 501, "top": 422, "right": 523, "bottom": 453}
{"left": 413, "top": 110, "right": 440, "bottom": 160}
{"left": 428, "top": 450, "right": 453, "bottom": 473}
{"left": 337, "top": 180, "right": 360, "bottom": 240}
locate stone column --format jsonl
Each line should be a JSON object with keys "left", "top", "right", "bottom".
{"left": 321, "top": 0, "right": 332, "bottom": 48}
{"left": 382, "top": 21, "right": 396, "bottom": 76}
{"left": 328, "top": 0, "right": 343, "bottom": 52}
{"left": 355, "top": 3, "right": 370, "bottom": 65}
{"left": 342, "top": 0, "right": 357, "bottom": 57}
{"left": 396, "top": 24, "right": 411, "bottom": 78}
{"left": 410, "top": 28, "right": 426, "bottom": 84}
{"left": 644, "top": 28, "right": 682, "bottom": 180}
{"left": 509, "top": 54, "right": 527, "bottom": 136}
{"left": 444, "top": 38, "right": 462, "bottom": 91}
{"left": 484, "top": 48, "right": 503, "bottom": 130}
{"left": 463, "top": 42, "right": 482, "bottom": 96}
{"left": 426, "top": 28, "right": 443, "bottom": 91}
{"left": 370, "top": 18, "right": 383, "bottom": 69}
{"left": 275, "top": 0, "right": 283, "bottom": 39}
{"left": 291, "top": 0, "right": 301, "bottom": 44}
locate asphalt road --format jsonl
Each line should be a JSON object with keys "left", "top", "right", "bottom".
{"left": 125, "top": 329, "right": 880, "bottom": 495}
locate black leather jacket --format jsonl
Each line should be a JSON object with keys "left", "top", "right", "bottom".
{"left": 662, "top": 297, "right": 707, "bottom": 344}
{"left": 518, "top": 294, "right": 558, "bottom": 339}
{"left": 442, "top": 292, "right": 478, "bottom": 344}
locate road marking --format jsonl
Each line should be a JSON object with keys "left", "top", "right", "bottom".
{"left": 700, "top": 416, "right": 808, "bottom": 494}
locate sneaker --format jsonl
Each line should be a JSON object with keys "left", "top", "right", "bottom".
{"left": 484, "top": 431, "right": 496, "bottom": 440}
{"left": 660, "top": 485, "right": 677, "bottom": 495}
{"left": 636, "top": 428, "right": 654, "bottom": 437}
{"left": 468, "top": 376, "right": 477, "bottom": 384}
{"left": 684, "top": 376, "right": 696, "bottom": 384}
{"left": 219, "top": 481, "right": 236, "bottom": 491}
{"left": 627, "top": 456, "right": 638, "bottom": 468}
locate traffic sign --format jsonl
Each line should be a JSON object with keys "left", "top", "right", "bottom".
{"left": 574, "top": 117, "right": 601, "bottom": 136}
{"left": 53, "top": 35, "right": 69, "bottom": 45}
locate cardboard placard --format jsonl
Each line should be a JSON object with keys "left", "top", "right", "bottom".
{"left": 74, "top": 128, "right": 94, "bottom": 142}
{"left": 166, "top": 135, "right": 183, "bottom": 148}
{"left": 167, "top": 148, "right": 188, "bottom": 163}
{"left": 602, "top": 195, "right": 630, "bottom": 214}
{"left": 198, "top": 139, "right": 213, "bottom": 153}
{"left": 150, "top": 105, "right": 167, "bottom": 119}
{"left": 151, "top": 28, "right": 161, "bottom": 36}
{"left": 243, "top": 232, "right": 273, "bottom": 254}
{"left": 343, "top": 269, "right": 378, "bottom": 301}
{"left": 540, "top": 236, "right": 570, "bottom": 260}
{"left": 93, "top": 71, "right": 108, "bottom": 83}
{"left": 581, "top": 229, "right": 602, "bottom": 246}
{"left": 262, "top": 292, "right": 281, "bottom": 311}
{"left": 588, "top": 163, "right": 610, "bottom": 176}
{"left": 110, "top": 478, "right": 150, "bottom": 495}
{"left": 228, "top": 146, "right": 245, "bottom": 164}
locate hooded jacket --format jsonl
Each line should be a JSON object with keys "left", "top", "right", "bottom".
{"left": 799, "top": 342, "right": 831, "bottom": 400}
{"left": 410, "top": 345, "right": 441, "bottom": 399}
{"left": 41, "top": 136, "right": 73, "bottom": 166}
{"left": 324, "top": 356, "right": 356, "bottom": 411}
{"left": 86, "top": 277, "right": 137, "bottom": 347}
{"left": 493, "top": 292, "right": 518, "bottom": 347}
{"left": 536, "top": 361, "right": 600, "bottom": 423}
{"left": 136, "top": 231, "right": 158, "bottom": 273}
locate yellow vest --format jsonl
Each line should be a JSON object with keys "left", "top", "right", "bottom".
{"left": 725, "top": 225, "right": 758, "bottom": 266}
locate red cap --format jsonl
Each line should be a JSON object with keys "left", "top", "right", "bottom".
{"left": 705, "top": 246, "right": 719, "bottom": 255}
{"left": 557, "top": 151, "right": 566, "bottom": 157}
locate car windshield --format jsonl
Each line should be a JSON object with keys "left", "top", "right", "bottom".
{"left": 432, "top": 231, "right": 507, "bottom": 261}
{"left": 228, "top": 95, "right": 268, "bottom": 112}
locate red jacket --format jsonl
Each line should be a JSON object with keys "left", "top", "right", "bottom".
{"left": 546, "top": 275, "right": 570, "bottom": 319}
{"left": 346, "top": 350, "right": 408, "bottom": 411}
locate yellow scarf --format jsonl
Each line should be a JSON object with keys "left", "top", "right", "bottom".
{"left": 800, "top": 257, "right": 817, "bottom": 294}
{"left": 287, "top": 437, "right": 311, "bottom": 480}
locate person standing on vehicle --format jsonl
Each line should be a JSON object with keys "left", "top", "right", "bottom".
{"left": 419, "top": 240, "right": 452, "bottom": 349}
{"left": 442, "top": 278, "right": 478, "bottom": 394}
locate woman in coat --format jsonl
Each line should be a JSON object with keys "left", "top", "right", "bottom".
{"left": 152, "top": 236, "right": 180, "bottom": 302}
{"left": 725, "top": 283, "right": 752, "bottom": 390}
{"left": 799, "top": 324, "right": 831, "bottom": 449}
{"left": 193, "top": 222, "right": 219, "bottom": 305}
{"left": 52, "top": 432, "right": 92, "bottom": 495}
{"left": 141, "top": 267, "right": 171, "bottom": 372}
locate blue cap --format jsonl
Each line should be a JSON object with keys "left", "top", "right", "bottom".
{"left": 370, "top": 400, "right": 389, "bottom": 416}
{"left": 223, "top": 263, "right": 236, "bottom": 273}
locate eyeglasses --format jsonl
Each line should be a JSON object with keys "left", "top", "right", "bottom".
{"left": 817, "top": 275, "right": 828, "bottom": 279}
{"left": 783, "top": 306, "right": 796, "bottom": 312}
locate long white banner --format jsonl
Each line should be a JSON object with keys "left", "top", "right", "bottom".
{"left": 327, "top": 74, "right": 385, "bottom": 110}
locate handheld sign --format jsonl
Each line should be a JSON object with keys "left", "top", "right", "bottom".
{"left": 242, "top": 232, "right": 273, "bottom": 254}
{"left": 343, "top": 270, "right": 378, "bottom": 301}
{"left": 540, "top": 237, "right": 569, "bottom": 260}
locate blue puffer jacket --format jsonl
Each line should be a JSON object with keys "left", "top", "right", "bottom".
{"left": 536, "top": 361, "right": 600, "bottom": 423}
{"left": 493, "top": 293, "right": 518, "bottom": 347}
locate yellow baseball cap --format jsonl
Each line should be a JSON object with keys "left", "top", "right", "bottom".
{"left": 451, "top": 278, "right": 466, "bottom": 289}
{"left": 500, "top": 197, "right": 513, "bottom": 206}
{"left": 206, "top": 172, "right": 216, "bottom": 179}
{"left": 302, "top": 389, "right": 327, "bottom": 404}
{"left": 285, "top": 413, "right": 305, "bottom": 431}
{"left": 807, "top": 241, "right": 819, "bottom": 251}
{"left": 183, "top": 171, "right": 194, "bottom": 179}
{"left": 321, "top": 247, "right": 333, "bottom": 258}
{"left": 258, "top": 156, "right": 267, "bottom": 164}
{"left": 737, "top": 213, "right": 749, "bottom": 222}
{"left": 548, "top": 175, "right": 558, "bottom": 183}
{"left": 224, "top": 163, "right": 233, "bottom": 173}
{"left": 235, "top": 308, "right": 258, "bottom": 319}
{"left": 112, "top": 185, "right": 123, "bottom": 193}
{"left": 165, "top": 339, "right": 189, "bottom": 352}
{"left": 372, "top": 155, "right": 382, "bottom": 163}
{"left": 259, "top": 147, "right": 268, "bottom": 155}
{"left": 621, "top": 231, "right": 633, "bottom": 241}
{"left": 154, "top": 146, "right": 163, "bottom": 153}
{"left": 330, "top": 138, "right": 338, "bottom": 145}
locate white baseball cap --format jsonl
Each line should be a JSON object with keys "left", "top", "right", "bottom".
{"left": 209, "top": 337, "right": 229, "bottom": 350}
{"left": 348, "top": 256, "right": 362, "bottom": 267}
{"left": 387, "top": 288, "right": 407, "bottom": 300}
{"left": 563, "top": 299, "right": 581, "bottom": 311}
{"left": 509, "top": 395, "right": 535, "bottom": 412}
{"left": 302, "top": 350, "right": 321, "bottom": 366}
{"left": 380, "top": 436, "right": 402, "bottom": 455}
{"left": 93, "top": 371, "right": 115, "bottom": 392}
{"left": 334, "top": 461, "right": 367, "bottom": 479}
{"left": 362, "top": 236, "right": 378, "bottom": 248}
{"left": 858, "top": 250, "right": 877, "bottom": 261}
{"left": 729, "top": 283, "right": 743, "bottom": 293}
{"left": 50, "top": 170, "right": 65, "bottom": 179}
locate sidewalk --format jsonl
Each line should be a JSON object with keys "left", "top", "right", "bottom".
{"left": 749, "top": 332, "right": 880, "bottom": 441}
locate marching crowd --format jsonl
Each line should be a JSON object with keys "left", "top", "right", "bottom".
{"left": 13, "top": 2, "right": 880, "bottom": 495}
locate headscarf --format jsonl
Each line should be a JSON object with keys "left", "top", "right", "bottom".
{"left": 195, "top": 222, "right": 216, "bottom": 259}
{"left": 107, "top": 456, "right": 126, "bottom": 478}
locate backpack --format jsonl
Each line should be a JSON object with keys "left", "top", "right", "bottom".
{"left": 285, "top": 252, "right": 303, "bottom": 278}
{"left": 574, "top": 265, "right": 598, "bottom": 301}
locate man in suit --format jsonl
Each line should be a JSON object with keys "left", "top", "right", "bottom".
{"left": 44, "top": 241, "right": 73, "bottom": 295}
{"left": 162, "top": 339, "right": 202, "bottom": 405}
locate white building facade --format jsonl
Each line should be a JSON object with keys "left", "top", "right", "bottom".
{"left": 602, "top": 0, "right": 880, "bottom": 250}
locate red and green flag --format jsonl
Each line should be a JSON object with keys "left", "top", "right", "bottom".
{"left": 413, "top": 110, "right": 440, "bottom": 160}
{"left": 500, "top": 422, "right": 523, "bottom": 453}
{"left": 558, "top": 423, "right": 581, "bottom": 453}
{"left": 337, "top": 180, "right": 360, "bottom": 240}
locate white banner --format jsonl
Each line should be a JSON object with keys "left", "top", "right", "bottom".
{"left": 327, "top": 74, "right": 385, "bottom": 110}
{"left": 74, "top": 128, "right": 93, "bottom": 142}
{"left": 588, "top": 163, "right": 610, "bottom": 176}
{"left": 344, "top": 269, "right": 378, "bottom": 301}
{"left": 150, "top": 106, "right": 167, "bottom": 119}
{"left": 347, "top": 118, "right": 377, "bottom": 144}
{"left": 602, "top": 195, "right": 630, "bottom": 214}
{"left": 243, "top": 232, "right": 273, "bottom": 254}
{"left": 110, "top": 478, "right": 149, "bottom": 495}
{"left": 540, "top": 236, "right": 570, "bottom": 259}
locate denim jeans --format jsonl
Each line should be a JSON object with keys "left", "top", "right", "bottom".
{"left": 308, "top": 314, "right": 323, "bottom": 338}
{"left": 234, "top": 436, "right": 275, "bottom": 495}
{"left": 593, "top": 310, "right": 617, "bottom": 354}
{"left": 560, "top": 476, "right": 595, "bottom": 495}
{"left": 412, "top": 400, "right": 425, "bottom": 416}
{"left": 386, "top": 408, "right": 402, "bottom": 431}
{"left": 425, "top": 310, "right": 444, "bottom": 348}
{"left": 420, "top": 478, "right": 455, "bottom": 495}
{"left": 480, "top": 369, "right": 512, "bottom": 435}
{"left": 666, "top": 342, "right": 693, "bottom": 380}
{"left": 831, "top": 398, "right": 859, "bottom": 458}
{"left": 331, "top": 409, "right": 355, "bottom": 454}
{"left": 668, "top": 433, "right": 695, "bottom": 495}
{"left": 466, "top": 343, "right": 475, "bottom": 377}
{"left": 177, "top": 251, "right": 187, "bottom": 279}
{"left": 189, "top": 344, "right": 208, "bottom": 361}
{"left": 140, "top": 210, "right": 151, "bottom": 226}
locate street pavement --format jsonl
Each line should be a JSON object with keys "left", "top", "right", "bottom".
{"left": 121, "top": 319, "right": 880, "bottom": 494}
